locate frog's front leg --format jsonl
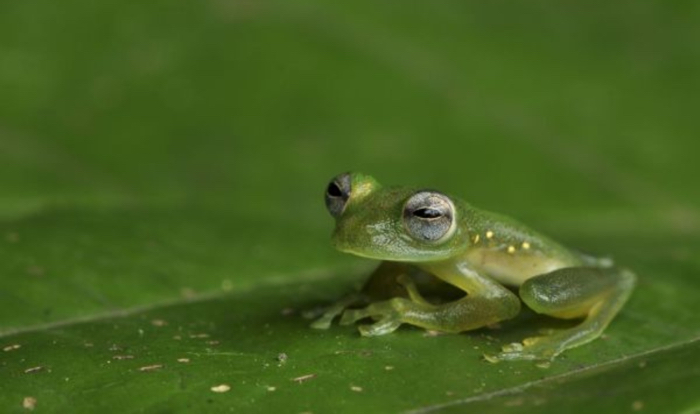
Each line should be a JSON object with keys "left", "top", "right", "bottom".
{"left": 310, "top": 262, "right": 422, "bottom": 330}
{"left": 488, "top": 266, "right": 636, "bottom": 362}
{"left": 340, "top": 261, "right": 521, "bottom": 336}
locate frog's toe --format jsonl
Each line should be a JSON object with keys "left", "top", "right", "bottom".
{"left": 358, "top": 317, "right": 401, "bottom": 336}
{"left": 495, "top": 349, "right": 553, "bottom": 362}
{"left": 537, "top": 328, "right": 557, "bottom": 336}
{"left": 522, "top": 336, "right": 545, "bottom": 347}
{"left": 339, "top": 308, "right": 369, "bottom": 325}
{"left": 484, "top": 350, "right": 546, "bottom": 363}
{"left": 484, "top": 337, "right": 560, "bottom": 363}
{"left": 310, "top": 316, "right": 333, "bottom": 330}
{"left": 310, "top": 307, "right": 346, "bottom": 329}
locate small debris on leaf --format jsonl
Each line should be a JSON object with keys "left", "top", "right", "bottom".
{"left": 350, "top": 385, "right": 363, "bottom": 392}
{"left": 266, "top": 386, "right": 276, "bottom": 392}
{"left": 211, "top": 384, "right": 231, "bottom": 393}
{"left": 3, "top": 344, "right": 21, "bottom": 352}
{"left": 151, "top": 319, "right": 168, "bottom": 327}
{"left": 221, "top": 279, "right": 234, "bottom": 291}
{"left": 189, "top": 333, "right": 210, "bottom": 339}
{"left": 139, "top": 364, "right": 163, "bottom": 372}
{"left": 291, "top": 374, "right": 317, "bottom": 384}
{"left": 112, "top": 355, "right": 135, "bottom": 360}
{"left": 333, "top": 349, "right": 372, "bottom": 357}
{"left": 384, "top": 365, "right": 394, "bottom": 371}
{"left": 177, "top": 358, "right": 190, "bottom": 363}
{"left": 22, "top": 397, "right": 37, "bottom": 410}
{"left": 24, "top": 366, "right": 44, "bottom": 374}
{"left": 276, "top": 353, "right": 288, "bottom": 364}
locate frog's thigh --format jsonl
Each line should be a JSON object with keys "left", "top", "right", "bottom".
{"left": 500, "top": 266, "right": 636, "bottom": 360}
{"left": 360, "top": 262, "right": 416, "bottom": 300}
{"left": 520, "top": 266, "right": 634, "bottom": 320}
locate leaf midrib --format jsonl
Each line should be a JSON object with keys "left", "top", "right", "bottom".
{"left": 404, "top": 335, "right": 700, "bottom": 414}
{"left": 0, "top": 265, "right": 356, "bottom": 339}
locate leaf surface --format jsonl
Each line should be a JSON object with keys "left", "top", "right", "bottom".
{"left": 1, "top": 0, "right": 699, "bottom": 412}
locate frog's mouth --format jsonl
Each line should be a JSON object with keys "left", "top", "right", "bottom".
{"left": 332, "top": 231, "right": 451, "bottom": 263}
{"left": 331, "top": 230, "right": 391, "bottom": 260}
{"left": 333, "top": 242, "right": 385, "bottom": 260}
{"left": 331, "top": 236, "right": 364, "bottom": 256}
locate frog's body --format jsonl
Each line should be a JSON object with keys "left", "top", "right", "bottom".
{"left": 433, "top": 209, "right": 582, "bottom": 286}
{"left": 313, "top": 172, "right": 636, "bottom": 361}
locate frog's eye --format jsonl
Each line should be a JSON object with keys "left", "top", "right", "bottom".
{"left": 325, "top": 173, "right": 352, "bottom": 218}
{"left": 403, "top": 191, "right": 456, "bottom": 242}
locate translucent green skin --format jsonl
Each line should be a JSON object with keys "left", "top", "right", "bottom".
{"left": 313, "top": 173, "right": 636, "bottom": 362}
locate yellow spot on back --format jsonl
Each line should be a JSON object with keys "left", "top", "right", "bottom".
{"left": 507, "top": 245, "right": 516, "bottom": 254}
{"left": 486, "top": 230, "right": 494, "bottom": 239}
{"left": 522, "top": 242, "right": 531, "bottom": 250}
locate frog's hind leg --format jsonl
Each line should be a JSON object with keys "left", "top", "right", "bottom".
{"left": 490, "top": 266, "right": 636, "bottom": 362}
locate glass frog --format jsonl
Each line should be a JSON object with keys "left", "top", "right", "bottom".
{"left": 311, "top": 172, "right": 635, "bottom": 362}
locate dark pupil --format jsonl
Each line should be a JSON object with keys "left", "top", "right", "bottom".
{"left": 327, "top": 182, "right": 343, "bottom": 197}
{"left": 413, "top": 208, "right": 442, "bottom": 219}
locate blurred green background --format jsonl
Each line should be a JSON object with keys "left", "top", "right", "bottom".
{"left": 1, "top": 1, "right": 699, "bottom": 413}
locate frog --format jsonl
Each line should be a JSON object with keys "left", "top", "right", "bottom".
{"left": 311, "top": 172, "right": 636, "bottom": 362}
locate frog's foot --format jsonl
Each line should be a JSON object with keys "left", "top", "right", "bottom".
{"left": 339, "top": 298, "right": 410, "bottom": 336}
{"left": 310, "top": 293, "right": 366, "bottom": 330}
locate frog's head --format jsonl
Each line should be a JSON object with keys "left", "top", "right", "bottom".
{"left": 324, "top": 172, "right": 471, "bottom": 262}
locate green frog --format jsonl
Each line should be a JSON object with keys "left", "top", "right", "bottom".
{"left": 312, "top": 172, "right": 635, "bottom": 361}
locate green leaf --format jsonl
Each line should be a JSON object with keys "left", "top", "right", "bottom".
{"left": 2, "top": 0, "right": 700, "bottom": 413}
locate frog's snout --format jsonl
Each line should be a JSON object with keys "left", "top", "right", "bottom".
{"left": 331, "top": 218, "right": 371, "bottom": 255}
{"left": 330, "top": 224, "right": 352, "bottom": 252}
